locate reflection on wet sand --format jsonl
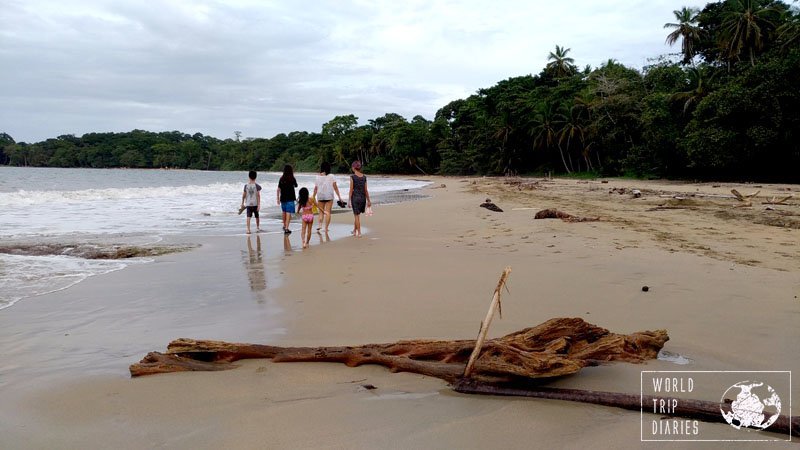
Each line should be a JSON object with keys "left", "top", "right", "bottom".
{"left": 316, "top": 230, "right": 330, "bottom": 245}
{"left": 283, "top": 234, "right": 293, "bottom": 254}
{"left": 244, "top": 234, "right": 266, "bottom": 294}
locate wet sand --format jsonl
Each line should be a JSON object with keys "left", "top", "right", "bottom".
{"left": 1, "top": 177, "right": 798, "bottom": 449}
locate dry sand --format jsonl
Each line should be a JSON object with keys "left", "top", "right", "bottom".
{"left": 1, "top": 176, "right": 798, "bottom": 449}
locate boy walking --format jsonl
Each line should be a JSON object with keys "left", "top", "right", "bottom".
{"left": 241, "top": 170, "right": 262, "bottom": 234}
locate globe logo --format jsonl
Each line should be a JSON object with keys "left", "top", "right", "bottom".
{"left": 720, "top": 381, "right": 782, "bottom": 430}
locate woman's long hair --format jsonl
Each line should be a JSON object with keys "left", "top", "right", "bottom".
{"left": 297, "top": 187, "right": 309, "bottom": 207}
{"left": 320, "top": 161, "right": 331, "bottom": 175}
{"left": 280, "top": 164, "right": 295, "bottom": 184}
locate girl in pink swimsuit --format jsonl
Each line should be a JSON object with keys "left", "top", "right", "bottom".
{"left": 296, "top": 187, "right": 317, "bottom": 249}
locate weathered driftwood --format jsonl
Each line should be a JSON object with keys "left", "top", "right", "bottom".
{"left": 731, "top": 188, "right": 760, "bottom": 201}
{"left": 763, "top": 194, "right": 794, "bottom": 205}
{"left": 130, "top": 317, "right": 668, "bottom": 382}
{"left": 534, "top": 209, "right": 600, "bottom": 222}
{"left": 453, "top": 380, "right": 800, "bottom": 438}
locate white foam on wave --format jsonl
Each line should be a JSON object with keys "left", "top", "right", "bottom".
{"left": 0, "top": 182, "right": 243, "bottom": 207}
{"left": 0, "top": 177, "right": 430, "bottom": 208}
{"left": 0, "top": 253, "right": 144, "bottom": 310}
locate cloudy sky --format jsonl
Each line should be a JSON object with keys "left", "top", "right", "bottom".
{"left": 1, "top": 0, "right": 706, "bottom": 143}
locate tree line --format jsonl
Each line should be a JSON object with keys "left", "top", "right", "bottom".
{"left": 2, "top": 0, "right": 798, "bottom": 181}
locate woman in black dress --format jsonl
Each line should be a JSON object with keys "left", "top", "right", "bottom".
{"left": 348, "top": 160, "right": 371, "bottom": 237}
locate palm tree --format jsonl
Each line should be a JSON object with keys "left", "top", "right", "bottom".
{"left": 558, "top": 104, "right": 589, "bottom": 172}
{"left": 664, "top": 7, "right": 703, "bottom": 64}
{"left": 776, "top": 6, "right": 800, "bottom": 52}
{"left": 492, "top": 114, "right": 514, "bottom": 170}
{"left": 721, "top": 0, "right": 779, "bottom": 66}
{"left": 546, "top": 45, "right": 576, "bottom": 78}
{"left": 669, "top": 67, "right": 714, "bottom": 115}
{"left": 529, "top": 103, "right": 569, "bottom": 173}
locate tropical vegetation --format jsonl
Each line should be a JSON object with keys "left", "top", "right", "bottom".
{"left": 2, "top": 0, "right": 798, "bottom": 181}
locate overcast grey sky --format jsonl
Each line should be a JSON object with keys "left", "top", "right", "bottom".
{"left": 1, "top": 0, "right": 706, "bottom": 143}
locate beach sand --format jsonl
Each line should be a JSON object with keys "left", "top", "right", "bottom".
{"left": 1, "top": 177, "right": 798, "bottom": 449}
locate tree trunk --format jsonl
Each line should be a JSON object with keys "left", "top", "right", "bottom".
{"left": 557, "top": 144, "right": 571, "bottom": 174}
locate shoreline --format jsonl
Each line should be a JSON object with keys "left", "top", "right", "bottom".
{"left": 1, "top": 175, "right": 798, "bottom": 448}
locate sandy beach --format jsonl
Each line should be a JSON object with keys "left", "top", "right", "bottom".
{"left": 1, "top": 176, "right": 798, "bottom": 449}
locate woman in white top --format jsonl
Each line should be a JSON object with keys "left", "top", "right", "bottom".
{"left": 312, "top": 161, "right": 343, "bottom": 233}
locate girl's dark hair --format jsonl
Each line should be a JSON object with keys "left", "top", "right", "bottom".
{"left": 297, "top": 187, "right": 309, "bottom": 208}
{"left": 280, "top": 164, "right": 295, "bottom": 184}
{"left": 320, "top": 161, "right": 331, "bottom": 175}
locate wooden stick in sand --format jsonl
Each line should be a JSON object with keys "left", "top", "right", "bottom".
{"left": 730, "top": 189, "right": 759, "bottom": 207}
{"left": 763, "top": 194, "right": 793, "bottom": 205}
{"left": 463, "top": 266, "right": 511, "bottom": 378}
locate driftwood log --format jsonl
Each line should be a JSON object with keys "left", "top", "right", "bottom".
{"left": 731, "top": 188, "right": 760, "bottom": 208}
{"left": 534, "top": 209, "right": 600, "bottom": 222}
{"left": 128, "top": 319, "right": 798, "bottom": 437}
{"left": 130, "top": 317, "right": 667, "bottom": 383}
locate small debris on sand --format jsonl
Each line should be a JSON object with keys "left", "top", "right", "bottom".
{"left": 480, "top": 200, "right": 504, "bottom": 212}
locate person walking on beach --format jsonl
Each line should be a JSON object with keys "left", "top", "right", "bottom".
{"left": 277, "top": 164, "right": 298, "bottom": 234}
{"left": 296, "top": 187, "right": 317, "bottom": 249}
{"left": 348, "top": 160, "right": 370, "bottom": 237}
{"left": 241, "top": 170, "right": 262, "bottom": 234}
{"left": 312, "top": 161, "right": 343, "bottom": 233}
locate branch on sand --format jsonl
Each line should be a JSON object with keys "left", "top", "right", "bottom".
{"left": 129, "top": 317, "right": 668, "bottom": 383}
{"left": 731, "top": 189, "right": 760, "bottom": 207}
{"left": 534, "top": 208, "right": 600, "bottom": 222}
{"left": 453, "top": 380, "right": 800, "bottom": 438}
{"left": 763, "top": 194, "right": 794, "bottom": 205}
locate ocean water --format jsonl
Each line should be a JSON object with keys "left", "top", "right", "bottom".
{"left": 0, "top": 167, "right": 429, "bottom": 310}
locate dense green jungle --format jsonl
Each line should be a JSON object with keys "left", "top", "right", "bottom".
{"left": 3, "top": 0, "right": 799, "bottom": 181}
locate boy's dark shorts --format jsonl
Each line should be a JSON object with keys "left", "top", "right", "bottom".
{"left": 246, "top": 206, "right": 259, "bottom": 218}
